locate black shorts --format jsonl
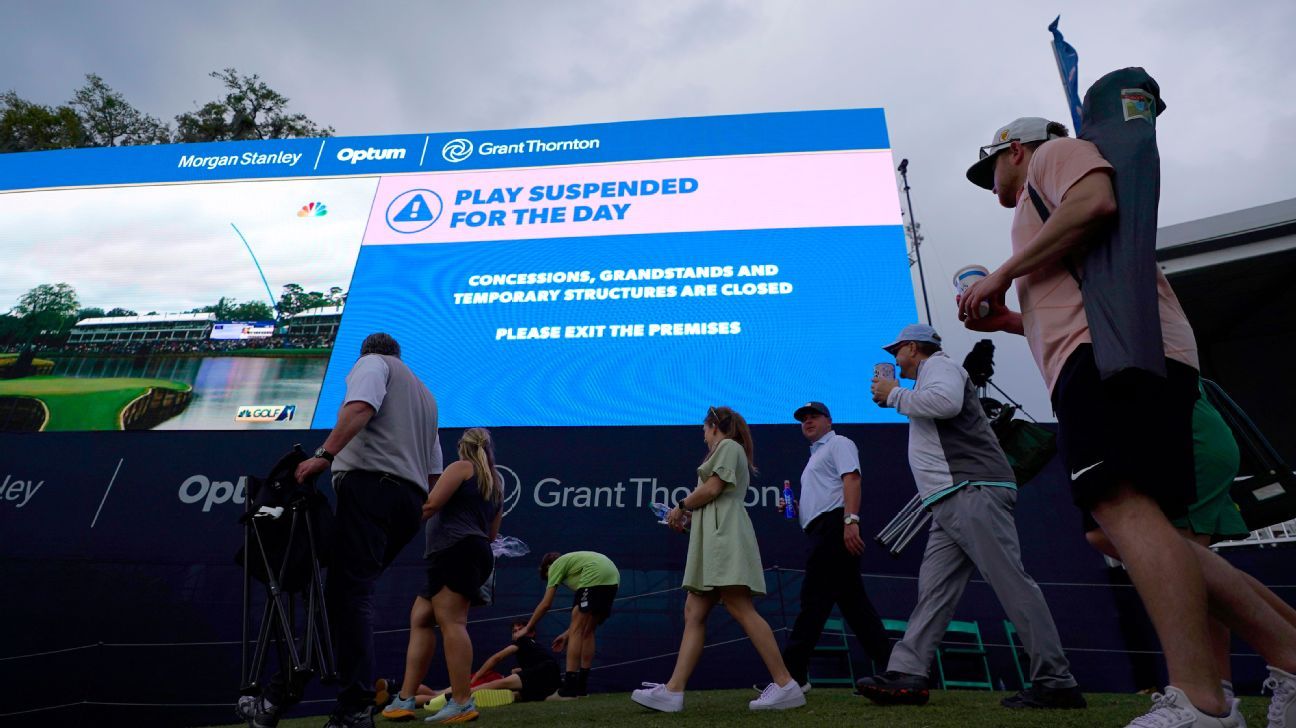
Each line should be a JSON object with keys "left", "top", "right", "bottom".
{"left": 517, "top": 663, "right": 561, "bottom": 702}
{"left": 570, "top": 585, "right": 617, "bottom": 625}
{"left": 420, "top": 536, "right": 493, "bottom": 603}
{"left": 1052, "top": 344, "right": 1198, "bottom": 520}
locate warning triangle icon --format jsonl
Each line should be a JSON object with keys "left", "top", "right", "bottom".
{"left": 393, "top": 194, "right": 432, "bottom": 222}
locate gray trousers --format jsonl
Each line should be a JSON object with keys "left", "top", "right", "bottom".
{"left": 887, "top": 485, "right": 1077, "bottom": 688}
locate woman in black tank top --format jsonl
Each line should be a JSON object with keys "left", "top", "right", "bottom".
{"left": 383, "top": 428, "right": 504, "bottom": 723}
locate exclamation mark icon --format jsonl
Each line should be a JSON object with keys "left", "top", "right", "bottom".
{"left": 409, "top": 199, "right": 421, "bottom": 219}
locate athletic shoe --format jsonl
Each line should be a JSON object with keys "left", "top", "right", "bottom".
{"left": 424, "top": 696, "right": 478, "bottom": 723}
{"left": 323, "top": 707, "right": 375, "bottom": 728}
{"left": 1267, "top": 666, "right": 1296, "bottom": 728}
{"left": 382, "top": 694, "right": 419, "bottom": 721}
{"left": 1124, "top": 686, "right": 1242, "bottom": 727}
{"left": 631, "top": 682, "right": 683, "bottom": 713}
{"left": 855, "top": 671, "right": 930, "bottom": 706}
{"left": 237, "top": 695, "right": 284, "bottom": 728}
{"left": 749, "top": 681, "right": 806, "bottom": 711}
{"left": 472, "top": 689, "right": 515, "bottom": 708}
{"left": 1000, "top": 683, "right": 1088, "bottom": 709}
{"left": 753, "top": 681, "right": 811, "bottom": 694}
{"left": 374, "top": 677, "right": 397, "bottom": 708}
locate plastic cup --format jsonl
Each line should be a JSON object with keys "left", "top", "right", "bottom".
{"left": 953, "top": 265, "right": 992, "bottom": 317}
{"left": 873, "top": 362, "right": 896, "bottom": 381}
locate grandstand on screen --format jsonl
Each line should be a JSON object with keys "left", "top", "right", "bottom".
{"left": 284, "top": 304, "right": 344, "bottom": 339}
{"left": 66, "top": 312, "right": 215, "bottom": 345}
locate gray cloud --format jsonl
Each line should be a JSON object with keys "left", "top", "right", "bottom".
{"left": 2, "top": 0, "right": 1292, "bottom": 417}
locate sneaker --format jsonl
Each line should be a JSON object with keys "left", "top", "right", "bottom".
{"left": 238, "top": 695, "right": 285, "bottom": 728}
{"left": 472, "top": 689, "right": 515, "bottom": 708}
{"left": 753, "top": 681, "right": 811, "bottom": 694}
{"left": 323, "top": 707, "right": 375, "bottom": 728}
{"left": 749, "top": 681, "right": 806, "bottom": 711}
{"left": 425, "top": 696, "right": 478, "bottom": 724}
{"left": 374, "top": 678, "right": 397, "bottom": 708}
{"left": 631, "top": 682, "right": 684, "bottom": 713}
{"left": 382, "top": 694, "right": 419, "bottom": 721}
{"left": 1267, "top": 666, "right": 1296, "bottom": 728}
{"left": 855, "top": 671, "right": 930, "bottom": 706}
{"left": 1124, "top": 686, "right": 1241, "bottom": 727}
{"left": 1001, "top": 683, "right": 1088, "bottom": 709}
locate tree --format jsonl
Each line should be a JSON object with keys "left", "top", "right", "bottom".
{"left": 12, "top": 282, "right": 79, "bottom": 339}
{"left": 226, "top": 300, "right": 274, "bottom": 320}
{"left": 104, "top": 307, "right": 137, "bottom": 317}
{"left": 69, "top": 74, "right": 170, "bottom": 147}
{"left": 174, "top": 69, "right": 333, "bottom": 143}
{"left": 77, "top": 307, "right": 106, "bottom": 320}
{"left": 0, "top": 91, "right": 87, "bottom": 153}
{"left": 278, "top": 283, "right": 306, "bottom": 316}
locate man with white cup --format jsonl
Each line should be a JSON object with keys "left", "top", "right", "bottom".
{"left": 856, "top": 323, "right": 1083, "bottom": 710}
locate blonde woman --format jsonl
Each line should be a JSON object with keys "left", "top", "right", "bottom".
{"left": 632, "top": 406, "right": 805, "bottom": 713}
{"left": 384, "top": 428, "right": 504, "bottom": 724}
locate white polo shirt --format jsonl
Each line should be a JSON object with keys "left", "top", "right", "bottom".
{"left": 798, "top": 430, "right": 861, "bottom": 529}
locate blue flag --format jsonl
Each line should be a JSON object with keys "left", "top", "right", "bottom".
{"left": 1049, "top": 15, "right": 1084, "bottom": 133}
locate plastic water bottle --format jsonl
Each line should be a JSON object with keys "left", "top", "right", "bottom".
{"left": 649, "top": 502, "right": 671, "bottom": 524}
{"left": 782, "top": 480, "right": 796, "bottom": 519}
{"left": 491, "top": 535, "right": 530, "bottom": 558}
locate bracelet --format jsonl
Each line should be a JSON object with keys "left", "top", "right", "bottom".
{"left": 678, "top": 503, "right": 692, "bottom": 513}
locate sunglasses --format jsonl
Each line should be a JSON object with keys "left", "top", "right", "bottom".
{"left": 978, "top": 138, "right": 1019, "bottom": 159}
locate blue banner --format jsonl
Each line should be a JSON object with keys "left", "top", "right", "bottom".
{"left": 1049, "top": 16, "right": 1084, "bottom": 133}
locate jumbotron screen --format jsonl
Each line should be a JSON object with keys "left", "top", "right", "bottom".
{"left": 0, "top": 110, "right": 914, "bottom": 431}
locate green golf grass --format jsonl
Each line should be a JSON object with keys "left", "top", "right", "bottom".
{"left": 0, "top": 375, "right": 191, "bottom": 430}
{"left": 207, "top": 688, "right": 1272, "bottom": 727}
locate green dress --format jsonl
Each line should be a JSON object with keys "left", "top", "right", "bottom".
{"left": 682, "top": 438, "right": 767, "bottom": 595}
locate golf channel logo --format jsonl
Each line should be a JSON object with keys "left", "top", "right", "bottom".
{"left": 297, "top": 201, "right": 327, "bottom": 217}
{"left": 385, "top": 189, "right": 444, "bottom": 234}
{"left": 235, "top": 404, "right": 296, "bottom": 423}
{"left": 442, "top": 138, "right": 474, "bottom": 163}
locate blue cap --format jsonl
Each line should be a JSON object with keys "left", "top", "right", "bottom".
{"left": 883, "top": 323, "right": 942, "bottom": 354}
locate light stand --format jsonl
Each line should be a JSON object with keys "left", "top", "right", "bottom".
{"left": 898, "top": 159, "right": 932, "bottom": 324}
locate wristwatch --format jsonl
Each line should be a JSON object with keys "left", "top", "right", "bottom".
{"left": 313, "top": 446, "right": 335, "bottom": 462}
{"left": 843, "top": 513, "right": 860, "bottom": 525}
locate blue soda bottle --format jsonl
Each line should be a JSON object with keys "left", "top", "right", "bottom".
{"left": 783, "top": 480, "right": 796, "bottom": 519}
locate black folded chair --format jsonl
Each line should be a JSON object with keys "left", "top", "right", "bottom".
{"left": 237, "top": 445, "right": 337, "bottom": 698}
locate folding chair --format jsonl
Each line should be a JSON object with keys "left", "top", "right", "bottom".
{"left": 1003, "top": 620, "right": 1031, "bottom": 690}
{"left": 935, "top": 620, "right": 993, "bottom": 690}
{"left": 807, "top": 617, "right": 855, "bottom": 686}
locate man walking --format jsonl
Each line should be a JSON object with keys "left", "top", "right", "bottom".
{"left": 778, "top": 400, "right": 892, "bottom": 691}
{"left": 858, "top": 324, "right": 1084, "bottom": 710}
{"left": 959, "top": 115, "right": 1295, "bottom": 726}
{"left": 241, "top": 332, "right": 444, "bottom": 728}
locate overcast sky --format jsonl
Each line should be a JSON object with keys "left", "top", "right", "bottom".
{"left": 4, "top": 0, "right": 1293, "bottom": 419}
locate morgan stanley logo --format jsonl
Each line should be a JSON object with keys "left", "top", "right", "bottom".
{"left": 442, "top": 138, "right": 474, "bottom": 163}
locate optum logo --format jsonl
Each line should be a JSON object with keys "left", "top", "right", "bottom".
{"left": 336, "top": 146, "right": 408, "bottom": 164}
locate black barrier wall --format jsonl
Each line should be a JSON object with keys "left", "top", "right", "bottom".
{"left": 1, "top": 425, "right": 1291, "bottom": 725}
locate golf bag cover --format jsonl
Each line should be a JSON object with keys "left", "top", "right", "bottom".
{"left": 1077, "top": 67, "right": 1168, "bottom": 380}
{"left": 235, "top": 446, "right": 333, "bottom": 592}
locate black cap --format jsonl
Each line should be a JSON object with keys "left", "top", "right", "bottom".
{"left": 793, "top": 401, "right": 831, "bottom": 421}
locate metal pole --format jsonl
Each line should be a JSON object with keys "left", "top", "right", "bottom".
{"left": 898, "top": 159, "right": 933, "bottom": 325}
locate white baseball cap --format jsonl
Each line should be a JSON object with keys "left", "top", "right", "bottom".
{"left": 966, "top": 117, "right": 1065, "bottom": 190}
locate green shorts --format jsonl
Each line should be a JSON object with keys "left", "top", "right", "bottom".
{"left": 1172, "top": 393, "right": 1249, "bottom": 541}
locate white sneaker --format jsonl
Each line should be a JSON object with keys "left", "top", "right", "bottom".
{"left": 1125, "top": 686, "right": 1242, "bottom": 727}
{"left": 752, "top": 681, "right": 811, "bottom": 694}
{"left": 631, "top": 682, "right": 683, "bottom": 713}
{"left": 1266, "top": 666, "right": 1296, "bottom": 728}
{"left": 749, "top": 681, "right": 807, "bottom": 711}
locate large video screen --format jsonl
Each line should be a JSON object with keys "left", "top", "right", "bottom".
{"left": 0, "top": 110, "right": 914, "bottom": 431}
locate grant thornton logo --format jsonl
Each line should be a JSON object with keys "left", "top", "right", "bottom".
{"left": 442, "top": 138, "right": 474, "bottom": 163}
{"left": 497, "top": 465, "right": 523, "bottom": 516}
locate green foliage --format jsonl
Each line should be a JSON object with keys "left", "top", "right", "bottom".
{"left": 1, "top": 68, "right": 330, "bottom": 153}
{"left": 174, "top": 68, "right": 334, "bottom": 143}
{"left": 278, "top": 283, "right": 345, "bottom": 316}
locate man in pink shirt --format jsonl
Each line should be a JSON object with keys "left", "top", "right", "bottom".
{"left": 960, "top": 117, "right": 1295, "bottom": 728}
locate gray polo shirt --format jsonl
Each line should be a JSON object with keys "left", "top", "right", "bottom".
{"left": 798, "top": 430, "right": 861, "bottom": 529}
{"left": 332, "top": 354, "right": 443, "bottom": 491}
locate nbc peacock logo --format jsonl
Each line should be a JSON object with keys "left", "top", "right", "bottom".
{"left": 297, "top": 202, "right": 328, "bottom": 218}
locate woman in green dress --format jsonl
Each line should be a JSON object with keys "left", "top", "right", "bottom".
{"left": 630, "top": 406, "right": 806, "bottom": 713}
